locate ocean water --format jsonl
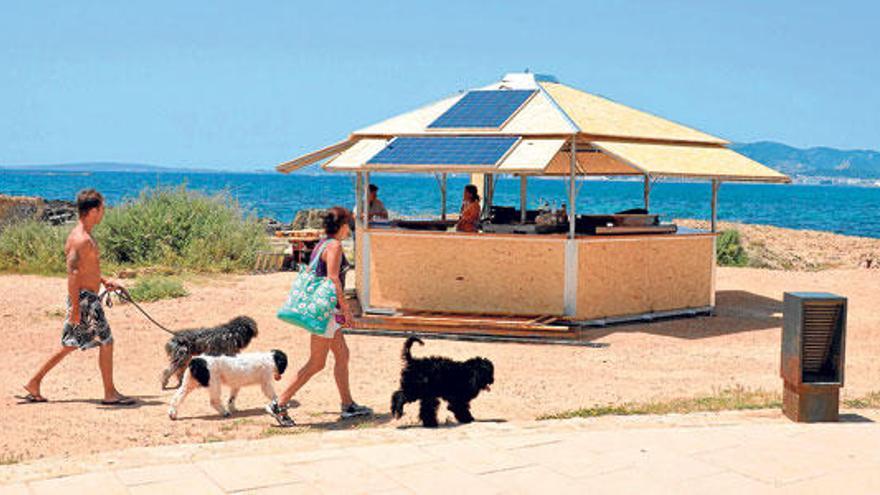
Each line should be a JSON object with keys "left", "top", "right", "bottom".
{"left": 1, "top": 170, "right": 878, "bottom": 238}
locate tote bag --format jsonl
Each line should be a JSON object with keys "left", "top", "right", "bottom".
{"left": 276, "top": 240, "right": 338, "bottom": 334}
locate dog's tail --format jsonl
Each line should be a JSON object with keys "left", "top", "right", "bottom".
{"left": 188, "top": 358, "right": 211, "bottom": 387}
{"left": 402, "top": 336, "right": 424, "bottom": 363}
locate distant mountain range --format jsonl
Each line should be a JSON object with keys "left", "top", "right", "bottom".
{"left": 732, "top": 142, "right": 880, "bottom": 180}
{"left": 3, "top": 142, "right": 880, "bottom": 180}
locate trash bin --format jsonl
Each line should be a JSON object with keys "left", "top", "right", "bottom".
{"left": 781, "top": 292, "right": 847, "bottom": 422}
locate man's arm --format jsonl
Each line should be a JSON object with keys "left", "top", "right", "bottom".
{"left": 66, "top": 242, "right": 82, "bottom": 325}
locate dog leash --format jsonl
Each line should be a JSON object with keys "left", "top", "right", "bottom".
{"left": 100, "top": 287, "right": 178, "bottom": 336}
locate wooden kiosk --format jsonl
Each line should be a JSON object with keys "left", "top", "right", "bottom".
{"left": 278, "top": 73, "right": 789, "bottom": 338}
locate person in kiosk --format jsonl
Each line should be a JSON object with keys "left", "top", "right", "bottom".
{"left": 455, "top": 184, "right": 481, "bottom": 233}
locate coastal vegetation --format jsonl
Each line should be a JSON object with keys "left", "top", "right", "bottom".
{"left": 0, "top": 220, "right": 68, "bottom": 275}
{"left": 0, "top": 186, "right": 268, "bottom": 275}
{"left": 127, "top": 275, "right": 189, "bottom": 302}
{"left": 715, "top": 229, "right": 749, "bottom": 267}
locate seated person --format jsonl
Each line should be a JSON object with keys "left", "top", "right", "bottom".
{"left": 455, "top": 184, "right": 481, "bottom": 233}
{"left": 368, "top": 184, "right": 388, "bottom": 221}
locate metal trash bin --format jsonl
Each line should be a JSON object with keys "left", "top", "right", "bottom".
{"left": 781, "top": 292, "right": 847, "bottom": 422}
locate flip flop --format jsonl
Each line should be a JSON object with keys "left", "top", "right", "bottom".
{"left": 21, "top": 393, "right": 48, "bottom": 403}
{"left": 101, "top": 396, "right": 137, "bottom": 406}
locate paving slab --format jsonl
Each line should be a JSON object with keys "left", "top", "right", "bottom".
{"left": 3, "top": 411, "right": 880, "bottom": 494}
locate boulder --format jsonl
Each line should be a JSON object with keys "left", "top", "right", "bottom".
{"left": 0, "top": 195, "right": 45, "bottom": 227}
{"left": 291, "top": 209, "right": 328, "bottom": 230}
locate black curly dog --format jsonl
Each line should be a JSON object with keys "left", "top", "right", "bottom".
{"left": 160, "top": 316, "right": 258, "bottom": 389}
{"left": 391, "top": 336, "right": 494, "bottom": 427}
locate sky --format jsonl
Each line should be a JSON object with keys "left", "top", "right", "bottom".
{"left": 1, "top": 1, "right": 878, "bottom": 170}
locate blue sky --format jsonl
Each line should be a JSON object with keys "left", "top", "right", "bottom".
{"left": 1, "top": 1, "right": 877, "bottom": 170}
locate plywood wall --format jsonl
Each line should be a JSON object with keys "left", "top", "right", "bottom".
{"left": 368, "top": 232, "right": 566, "bottom": 315}
{"left": 576, "top": 235, "right": 714, "bottom": 320}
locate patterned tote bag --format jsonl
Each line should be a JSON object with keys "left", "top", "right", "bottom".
{"left": 277, "top": 240, "right": 338, "bottom": 334}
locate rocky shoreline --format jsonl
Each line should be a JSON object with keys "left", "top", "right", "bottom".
{"left": 0, "top": 194, "right": 77, "bottom": 227}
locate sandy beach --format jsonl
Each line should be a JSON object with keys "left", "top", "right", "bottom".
{"left": 2, "top": 260, "right": 878, "bottom": 463}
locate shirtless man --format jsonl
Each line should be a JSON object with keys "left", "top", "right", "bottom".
{"left": 23, "top": 189, "right": 134, "bottom": 405}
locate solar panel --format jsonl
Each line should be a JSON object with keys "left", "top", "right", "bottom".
{"left": 428, "top": 90, "right": 536, "bottom": 129}
{"left": 367, "top": 136, "right": 519, "bottom": 166}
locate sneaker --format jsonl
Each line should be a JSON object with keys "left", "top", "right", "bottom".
{"left": 266, "top": 399, "right": 295, "bottom": 427}
{"left": 340, "top": 402, "right": 373, "bottom": 419}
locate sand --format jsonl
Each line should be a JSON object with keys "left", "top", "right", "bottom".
{"left": 2, "top": 267, "right": 878, "bottom": 463}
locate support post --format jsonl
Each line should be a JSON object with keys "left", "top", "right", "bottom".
{"left": 519, "top": 175, "right": 527, "bottom": 223}
{"left": 482, "top": 174, "right": 494, "bottom": 218}
{"left": 564, "top": 135, "right": 579, "bottom": 317}
{"left": 643, "top": 175, "right": 651, "bottom": 211}
{"left": 355, "top": 173, "right": 364, "bottom": 227}
{"left": 568, "top": 136, "right": 577, "bottom": 239}
{"left": 440, "top": 173, "right": 447, "bottom": 221}
{"left": 361, "top": 172, "right": 371, "bottom": 309}
{"left": 711, "top": 179, "right": 720, "bottom": 233}
{"left": 363, "top": 172, "right": 371, "bottom": 228}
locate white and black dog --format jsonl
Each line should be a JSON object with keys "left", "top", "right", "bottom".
{"left": 168, "top": 350, "right": 288, "bottom": 420}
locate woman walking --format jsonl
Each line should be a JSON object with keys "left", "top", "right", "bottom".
{"left": 269, "top": 207, "right": 372, "bottom": 426}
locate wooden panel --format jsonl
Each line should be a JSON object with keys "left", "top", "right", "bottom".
{"left": 593, "top": 141, "right": 790, "bottom": 182}
{"left": 576, "top": 236, "right": 714, "bottom": 319}
{"left": 576, "top": 241, "right": 649, "bottom": 319}
{"left": 368, "top": 232, "right": 565, "bottom": 315}
{"left": 541, "top": 82, "right": 728, "bottom": 145}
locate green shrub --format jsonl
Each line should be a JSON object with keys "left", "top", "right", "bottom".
{"left": 127, "top": 275, "right": 189, "bottom": 302}
{"left": 0, "top": 220, "right": 68, "bottom": 275}
{"left": 96, "top": 186, "right": 268, "bottom": 272}
{"left": 716, "top": 229, "right": 749, "bottom": 267}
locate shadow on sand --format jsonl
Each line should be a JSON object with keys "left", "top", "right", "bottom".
{"left": 577, "top": 290, "right": 783, "bottom": 342}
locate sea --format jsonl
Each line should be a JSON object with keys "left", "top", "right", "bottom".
{"left": 1, "top": 170, "right": 878, "bottom": 239}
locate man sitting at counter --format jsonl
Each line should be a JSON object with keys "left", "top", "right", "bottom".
{"left": 368, "top": 184, "right": 388, "bottom": 221}
{"left": 455, "top": 184, "right": 481, "bottom": 233}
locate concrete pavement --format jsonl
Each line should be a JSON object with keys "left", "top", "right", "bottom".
{"left": 2, "top": 410, "right": 879, "bottom": 494}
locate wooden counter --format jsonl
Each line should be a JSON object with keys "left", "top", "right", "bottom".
{"left": 356, "top": 228, "right": 716, "bottom": 321}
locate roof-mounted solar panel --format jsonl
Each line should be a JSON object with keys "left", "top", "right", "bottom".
{"left": 367, "top": 136, "right": 519, "bottom": 166}
{"left": 428, "top": 90, "right": 536, "bottom": 129}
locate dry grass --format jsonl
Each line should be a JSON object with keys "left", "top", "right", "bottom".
{"left": 0, "top": 453, "right": 23, "bottom": 466}
{"left": 538, "top": 386, "right": 782, "bottom": 420}
{"left": 845, "top": 391, "right": 880, "bottom": 409}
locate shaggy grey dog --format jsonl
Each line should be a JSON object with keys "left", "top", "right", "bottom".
{"left": 160, "top": 316, "right": 258, "bottom": 389}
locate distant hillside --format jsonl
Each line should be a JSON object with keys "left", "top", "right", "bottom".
{"left": 0, "top": 162, "right": 215, "bottom": 173}
{"left": 732, "top": 142, "right": 880, "bottom": 179}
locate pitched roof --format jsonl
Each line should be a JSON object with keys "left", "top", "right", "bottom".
{"left": 277, "top": 72, "right": 789, "bottom": 183}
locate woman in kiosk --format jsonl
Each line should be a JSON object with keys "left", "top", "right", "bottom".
{"left": 455, "top": 184, "right": 481, "bottom": 233}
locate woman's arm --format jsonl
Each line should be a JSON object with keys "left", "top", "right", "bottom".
{"left": 324, "top": 240, "right": 353, "bottom": 326}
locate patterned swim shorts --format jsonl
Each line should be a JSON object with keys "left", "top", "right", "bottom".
{"left": 61, "top": 290, "right": 113, "bottom": 350}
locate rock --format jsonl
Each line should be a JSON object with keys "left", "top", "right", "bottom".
{"left": 291, "top": 209, "right": 328, "bottom": 230}
{"left": 0, "top": 195, "right": 46, "bottom": 227}
{"left": 0, "top": 194, "right": 77, "bottom": 228}
{"left": 260, "top": 217, "right": 291, "bottom": 235}
{"left": 40, "top": 199, "right": 77, "bottom": 225}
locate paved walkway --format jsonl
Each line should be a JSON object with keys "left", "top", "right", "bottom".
{"left": 2, "top": 410, "right": 879, "bottom": 494}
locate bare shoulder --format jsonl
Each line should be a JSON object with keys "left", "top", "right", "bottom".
{"left": 65, "top": 229, "right": 93, "bottom": 254}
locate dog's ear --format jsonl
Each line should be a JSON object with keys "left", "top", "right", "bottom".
{"left": 272, "top": 349, "right": 288, "bottom": 375}
{"left": 189, "top": 358, "right": 211, "bottom": 387}
{"left": 467, "top": 358, "right": 494, "bottom": 390}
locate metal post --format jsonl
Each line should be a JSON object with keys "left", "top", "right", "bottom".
{"left": 568, "top": 136, "right": 576, "bottom": 239}
{"left": 711, "top": 179, "right": 719, "bottom": 233}
{"left": 482, "top": 174, "right": 494, "bottom": 217}
{"left": 440, "top": 173, "right": 447, "bottom": 221}
{"left": 520, "top": 175, "right": 527, "bottom": 223}
{"left": 643, "top": 175, "right": 651, "bottom": 211}
{"left": 355, "top": 173, "right": 364, "bottom": 227}
{"left": 363, "top": 172, "right": 371, "bottom": 228}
